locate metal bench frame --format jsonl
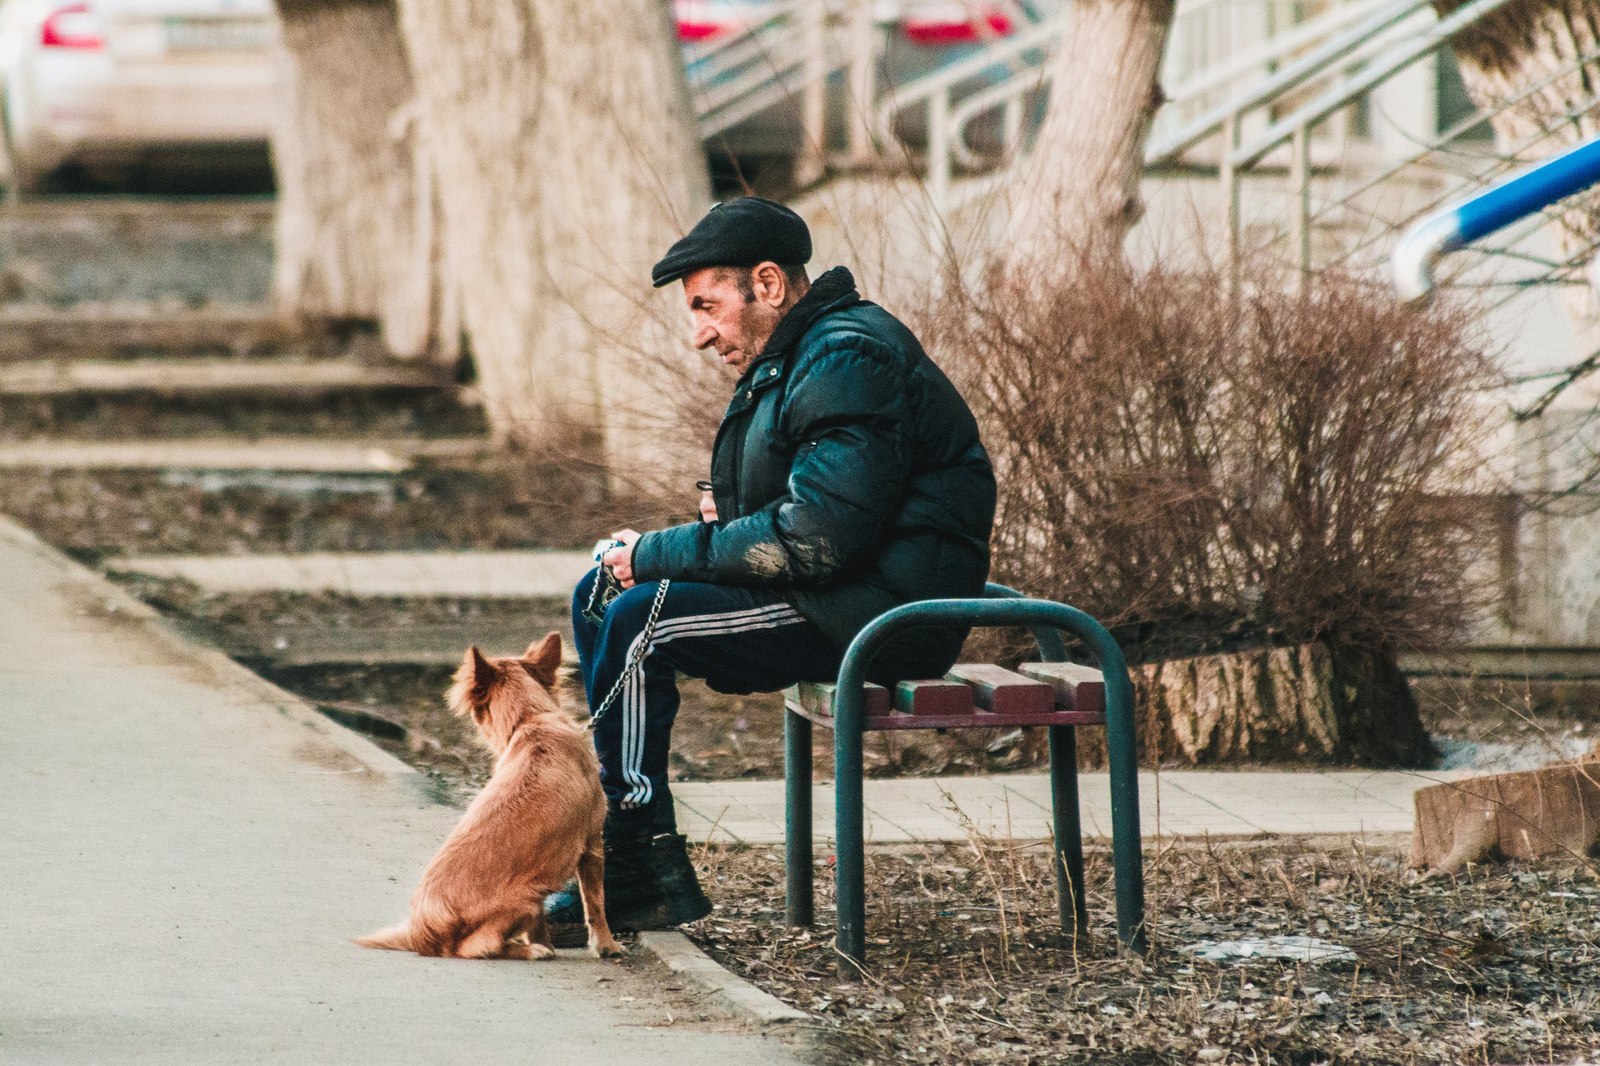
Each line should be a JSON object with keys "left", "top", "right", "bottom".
{"left": 783, "top": 583, "right": 1147, "bottom": 965}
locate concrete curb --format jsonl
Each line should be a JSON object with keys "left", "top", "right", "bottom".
{"left": 636, "top": 931, "right": 810, "bottom": 1028}
{"left": 0, "top": 515, "right": 418, "bottom": 782}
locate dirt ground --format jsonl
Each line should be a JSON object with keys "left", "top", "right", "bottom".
{"left": 690, "top": 838, "right": 1600, "bottom": 1064}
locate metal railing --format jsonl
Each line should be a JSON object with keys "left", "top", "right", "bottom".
{"left": 685, "top": 1, "right": 823, "bottom": 138}
{"left": 688, "top": 0, "right": 1061, "bottom": 179}
{"left": 1234, "top": 0, "right": 1518, "bottom": 269}
{"left": 878, "top": 0, "right": 1406, "bottom": 219}
{"left": 1395, "top": 137, "right": 1600, "bottom": 302}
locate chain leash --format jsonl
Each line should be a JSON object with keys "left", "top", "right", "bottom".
{"left": 586, "top": 576, "right": 671, "bottom": 732}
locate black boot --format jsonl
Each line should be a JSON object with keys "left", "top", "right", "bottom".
{"left": 545, "top": 810, "right": 711, "bottom": 935}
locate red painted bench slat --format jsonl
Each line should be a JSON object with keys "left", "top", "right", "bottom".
{"left": 784, "top": 663, "right": 1106, "bottom": 731}
{"left": 894, "top": 678, "right": 974, "bottom": 716}
{"left": 1018, "top": 662, "right": 1106, "bottom": 718}
{"left": 944, "top": 663, "right": 1054, "bottom": 715}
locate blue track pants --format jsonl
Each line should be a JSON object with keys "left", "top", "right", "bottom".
{"left": 570, "top": 569, "right": 843, "bottom": 815}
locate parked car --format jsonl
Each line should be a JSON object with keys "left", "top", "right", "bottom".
{"left": 0, "top": 0, "right": 1049, "bottom": 193}
{"left": 0, "top": 0, "right": 276, "bottom": 191}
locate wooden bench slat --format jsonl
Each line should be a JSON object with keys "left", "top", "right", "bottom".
{"left": 945, "top": 663, "right": 1054, "bottom": 715}
{"left": 894, "top": 678, "right": 973, "bottom": 716}
{"left": 860, "top": 708, "right": 1107, "bottom": 730}
{"left": 1018, "top": 662, "right": 1106, "bottom": 717}
{"left": 786, "top": 681, "right": 891, "bottom": 721}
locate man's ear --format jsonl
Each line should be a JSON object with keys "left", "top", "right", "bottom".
{"left": 456, "top": 645, "right": 497, "bottom": 706}
{"left": 520, "top": 631, "right": 562, "bottom": 688}
{"left": 751, "top": 261, "right": 786, "bottom": 307}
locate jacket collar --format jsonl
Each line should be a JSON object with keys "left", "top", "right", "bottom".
{"left": 741, "top": 266, "right": 859, "bottom": 381}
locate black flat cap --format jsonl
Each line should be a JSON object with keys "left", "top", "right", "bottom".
{"left": 651, "top": 197, "right": 811, "bottom": 287}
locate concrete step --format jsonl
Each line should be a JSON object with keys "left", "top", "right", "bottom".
{"left": 208, "top": 620, "right": 561, "bottom": 666}
{"left": 104, "top": 549, "right": 595, "bottom": 599}
{"left": 0, "top": 437, "right": 487, "bottom": 472}
{"left": 0, "top": 307, "right": 306, "bottom": 362}
{"left": 0, "top": 358, "right": 456, "bottom": 398}
{"left": 0, "top": 196, "right": 273, "bottom": 308}
{"left": 1402, "top": 646, "right": 1600, "bottom": 680}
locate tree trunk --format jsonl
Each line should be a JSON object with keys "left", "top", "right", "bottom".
{"left": 1121, "top": 642, "right": 1433, "bottom": 766}
{"left": 1004, "top": 0, "right": 1176, "bottom": 270}
{"left": 395, "top": 0, "right": 710, "bottom": 462}
{"left": 271, "top": 0, "right": 456, "bottom": 362}
{"left": 1438, "top": 0, "right": 1600, "bottom": 275}
{"left": 1411, "top": 757, "right": 1600, "bottom": 872}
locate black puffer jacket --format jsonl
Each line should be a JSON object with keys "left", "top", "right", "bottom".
{"left": 632, "top": 267, "right": 996, "bottom": 680}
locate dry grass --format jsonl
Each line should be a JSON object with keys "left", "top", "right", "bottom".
{"left": 688, "top": 836, "right": 1600, "bottom": 1064}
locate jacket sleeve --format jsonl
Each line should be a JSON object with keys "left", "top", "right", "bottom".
{"left": 632, "top": 339, "right": 909, "bottom": 586}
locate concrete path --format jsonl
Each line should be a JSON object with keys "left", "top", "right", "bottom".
{"left": 0, "top": 521, "right": 807, "bottom": 1065}
{"left": 106, "top": 550, "right": 594, "bottom": 599}
{"left": 670, "top": 767, "right": 1472, "bottom": 846}
{"left": 0, "top": 438, "right": 487, "bottom": 473}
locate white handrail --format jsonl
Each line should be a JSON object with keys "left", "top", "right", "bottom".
{"left": 938, "top": 0, "right": 1399, "bottom": 172}
{"left": 1228, "top": 0, "right": 1525, "bottom": 168}
{"left": 874, "top": 12, "right": 1065, "bottom": 144}
{"left": 1144, "top": 0, "right": 1430, "bottom": 165}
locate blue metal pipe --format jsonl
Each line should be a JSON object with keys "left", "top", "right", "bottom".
{"left": 1394, "top": 136, "right": 1600, "bottom": 303}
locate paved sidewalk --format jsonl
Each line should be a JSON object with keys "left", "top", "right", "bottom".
{"left": 671, "top": 767, "right": 1468, "bottom": 846}
{"left": 0, "top": 520, "right": 805, "bottom": 1066}
{"left": 106, "top": 549, "right": 594, "bottom": 598}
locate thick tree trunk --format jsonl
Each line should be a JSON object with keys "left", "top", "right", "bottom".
{"left": 1004, "top": 0, "right": 1176, "bottom": 269}
{"left": 271, "top": 0, "right": 456, "bottom": 362}
{"left": 1124, "top": 642, "right": 1433, "bottom": 766}
{"left": 1438, "top": 0, "right": 1600, "bottom": 276}
{"left": 396, "top": 0, "right": 710, "bottom": 461}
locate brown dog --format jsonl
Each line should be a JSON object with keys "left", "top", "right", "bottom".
{"left": 356, "top": 632, "right": 624, "bottom": 960}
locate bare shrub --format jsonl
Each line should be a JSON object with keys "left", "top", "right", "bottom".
{"left": 912, "top": 254, "right": 1503, "bottom": 764}
{"left": 919, "top": 256, "right": 1500, "bottom": 660}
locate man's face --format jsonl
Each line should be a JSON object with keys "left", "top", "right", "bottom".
{"left": 682, "top": 266, "right": 784, "bottom": 376}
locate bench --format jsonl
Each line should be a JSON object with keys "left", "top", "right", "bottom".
{"left": 782, "top": 583, "right": 1147, "bottom": 966}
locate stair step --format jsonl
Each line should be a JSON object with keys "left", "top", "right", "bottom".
{"left": 0, "top": 308, "right": 302, "bottom": 362}
{"left": 0, "top": 437, "right": 487, "bottom": 472}
{"left": 0, "top": 358, "right": 455, "bottom": 398}
{"left": 204, "top": 620, "right": 560, "bottom": 667}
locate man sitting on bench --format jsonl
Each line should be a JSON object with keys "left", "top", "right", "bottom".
{"left": 546, "top": 196, "right": 997, "bottom": 935}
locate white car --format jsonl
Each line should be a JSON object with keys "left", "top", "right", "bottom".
{"left": 0, "top": 0, "right": 277, "bottom": 191}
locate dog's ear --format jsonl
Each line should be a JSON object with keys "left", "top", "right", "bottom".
{"left": 519, "top": 631, "right": 562, "bottom": 689}
{"left": 455, "top": 645, "right": 497, "bottom": 710}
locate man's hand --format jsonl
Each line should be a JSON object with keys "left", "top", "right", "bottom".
{"left": 696, "top": 479, "right": 718, "bottom": 523}
{"left": 602, "top": 529, "right": 641, "bottom": 589}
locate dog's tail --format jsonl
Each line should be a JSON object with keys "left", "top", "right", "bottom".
{"left": 353, "top": 924, "right": 414, "bottom": 951}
